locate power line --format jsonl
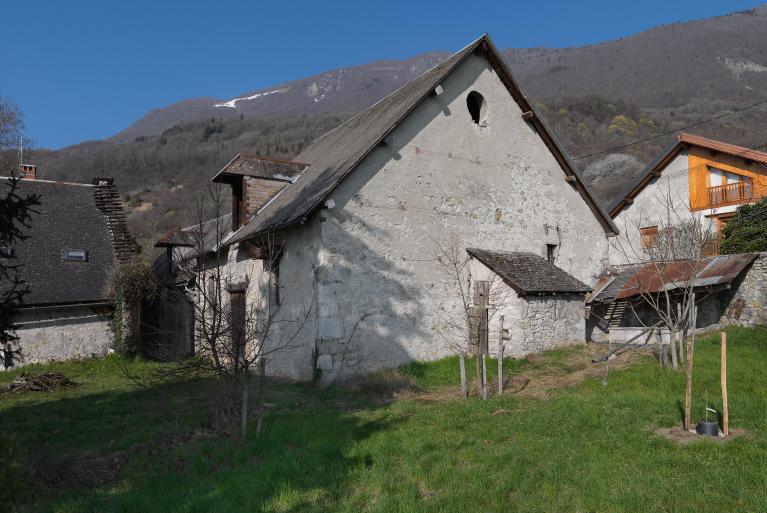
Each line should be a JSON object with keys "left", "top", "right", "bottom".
{"left": 572, "top": 98, "right": 767, "bottom": 160}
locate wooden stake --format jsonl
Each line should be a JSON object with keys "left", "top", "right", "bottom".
{"left": 721, "top": 331, "right": 729, "bottom": 436}
{"left": 481, "top": 354, "right": 488, "bottom": 400}
{"left": 459, "top": 352, "right": 468, "bottom": 399}
{"left": 498, "top": 316, "right": 505, "bottom": 396}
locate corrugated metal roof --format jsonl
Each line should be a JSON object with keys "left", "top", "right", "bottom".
{"left": 590, "top": 253, "right": 758, "bottom": 302}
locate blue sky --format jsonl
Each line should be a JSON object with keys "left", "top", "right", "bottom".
{"left": 0, "top": 0, "right": 762, "bottom": 149}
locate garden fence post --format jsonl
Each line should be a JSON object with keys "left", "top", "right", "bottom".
{"left": 721, "top": 331, "right": 729, "bottom": 436}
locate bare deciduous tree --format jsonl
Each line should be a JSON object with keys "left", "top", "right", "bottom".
{"left": 431, "top": 234, "right": 512, "bottom": 399}
{"left": 127, "top": 185, "right": 312, "bottom": 441}
{"left": 610, "top": 181, "right": 718, "bottom": 429}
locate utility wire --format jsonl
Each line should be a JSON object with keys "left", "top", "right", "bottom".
{"left": 572, "top": 98, "right": 767, "bottom": 160}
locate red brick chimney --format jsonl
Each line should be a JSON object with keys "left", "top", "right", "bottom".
{"left": 19, "top": 164, "right": 37, "bottom": 180}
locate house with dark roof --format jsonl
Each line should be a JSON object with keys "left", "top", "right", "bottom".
{"left": 0, "top": 175, "right": 133, "bottom": 369}
{"left": 608, "top": 133, "right": 767, "bottom": 265}
{"left": 162, "top": 34, "right": 617, "bottom": 382}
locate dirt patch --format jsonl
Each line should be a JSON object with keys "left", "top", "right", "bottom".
{"left": 3, "top": 371, "right": 79, "bottom": 393}
{"left": 411, "top": 345, "right": 647, "bottom": 402}
{"left": 654, "top": 426, "right": 754, "bottom": 445}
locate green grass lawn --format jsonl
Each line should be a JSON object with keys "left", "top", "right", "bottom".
{"left": 1, "top": 326, "right": 766, "bottom": 512}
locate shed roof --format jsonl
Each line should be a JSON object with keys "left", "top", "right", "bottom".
{"left": 1, "top": 178, "right": 134, "bottom": 307}
{"left": 211, "top": 154, "right": 307, "bottom": 184}
{"left": 226, "top": 34, "right": 617, "bottom": 245}
{"left": 467, "top": 248, "right": 591, "bottom": 295}
{"left": 590, "top": 253, "right": 759, "bottom": 303}
{"left": 608, "top": 133, "right": 767, "bottom": 217}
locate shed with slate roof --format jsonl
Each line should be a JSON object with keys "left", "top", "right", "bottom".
{"left": 467, "top": 249, "right": 591, "bottom": 357}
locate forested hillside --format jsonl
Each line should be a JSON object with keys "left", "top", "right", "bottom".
{"left": 18, "top": 4, "right": 767, "bottom": 250}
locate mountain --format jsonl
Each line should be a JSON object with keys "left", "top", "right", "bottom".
{"left": 111, "top": 5, "right": 767, "bottom": 143}
{"left": 27, "top": 4, "right": 767, "bottom": 250}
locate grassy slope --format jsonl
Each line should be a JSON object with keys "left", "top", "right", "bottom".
{"left": 1, "top": 326, "right": 765, "bottom": 512}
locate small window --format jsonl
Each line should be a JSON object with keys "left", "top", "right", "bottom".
{"left": 0, "top": 247, "right": 14, "bottom": 258}
{"left": 640, "top": 226, "right": 658, "bottom": 249}
{"left": 63, "top": 249, "right": 88, "bottom": 262}
{"left": 546, "top": 244, "right": 557, "bottom": 264}
{"left": 466, "top": 91, "right": 488, "bottom": 125}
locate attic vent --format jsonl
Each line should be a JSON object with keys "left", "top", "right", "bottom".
{"left": 466, "top": 91, "right": 488, "bottom": 125}
{"left": 63, "top": 249, "right": 89, "bottom": 262}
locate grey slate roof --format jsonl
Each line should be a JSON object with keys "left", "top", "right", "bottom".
{"left": 211, "top": 155, "right": 307, "bottom": 183}
{"left": 227, "top": 34, "right": 617, "bottom": 245}
{"left": 467, "top": 248, "right": 591, "bottom": 295}
{"left": 2, "top": 178, "right": 134, "bottom": 306}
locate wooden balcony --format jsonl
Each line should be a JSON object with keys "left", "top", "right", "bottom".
{"left": 706, "top": 181, "right": 767, "bottom": 209}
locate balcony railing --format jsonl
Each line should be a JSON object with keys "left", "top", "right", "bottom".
{"left": 707, "top": 181, "right": 766, "bottom": 209}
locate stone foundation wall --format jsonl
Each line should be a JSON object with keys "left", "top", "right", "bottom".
{"left": 2, "top": 305, "right": 113, "bottom": 370}
{"left": 495, "top": 294, "right": 585, "bottom": 357}
{"left": 721, "top": 253, "right": 767, "bottom": 327}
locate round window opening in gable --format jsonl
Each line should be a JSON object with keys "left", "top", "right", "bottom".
{"left": 466, "top": 91, "right": 488, "bottom": 126}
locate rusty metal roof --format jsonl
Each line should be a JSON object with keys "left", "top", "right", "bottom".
{"left": 591, "top": 253, "right": 759, "bottom": 302}
{"left": 154, "top": 229, "right": 196, "bottom": 248}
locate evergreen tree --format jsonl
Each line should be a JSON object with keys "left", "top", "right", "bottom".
{"left": 720, "top": 198, "right": 767, "bottom": 254}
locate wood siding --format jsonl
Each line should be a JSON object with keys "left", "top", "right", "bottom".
{"left": 688, "top": 145, "right": 767, "bottom": 211}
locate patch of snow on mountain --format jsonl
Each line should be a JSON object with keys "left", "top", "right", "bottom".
{"left": 720, "top": 57, "right": 767, "bottom": 79}
{"left": 214, "top": 88, "right": 288, "bottom": 109}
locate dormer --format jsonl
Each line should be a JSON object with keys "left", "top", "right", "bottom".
{"left": 211, "top": 155, "right": 307, "bottom": 231}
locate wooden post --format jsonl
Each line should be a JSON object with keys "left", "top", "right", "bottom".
{"left": 684, "top": 294, "right": 696, "bottom": 431}
{"left": 656, "top": 329, "right": 665, "bottom": 368}
{"left": 459, "top": 352, "right": 468, "bottom": 399}
{"left": 721, "top": 331, "right": 729, "bottom": 436}
{"left": 473, "top": 282, "right": 489, "bottom": 400}
{"left": 498, "top": 316, "right": 505, "bottom": 396}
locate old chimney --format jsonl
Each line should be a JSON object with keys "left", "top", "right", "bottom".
{"left": 19, "top": 164, "right": 36, "bottom": 180}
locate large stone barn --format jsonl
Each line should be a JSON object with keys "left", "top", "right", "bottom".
{"left": 0, "top": 173, "right": 133, "bottom": 369}
{"left": 162, "top": 34, "right": 618, "bottom": 382}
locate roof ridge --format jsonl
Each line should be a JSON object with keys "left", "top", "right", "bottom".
{"left": 93, "top": 183, "right": 135, "bottom": 264}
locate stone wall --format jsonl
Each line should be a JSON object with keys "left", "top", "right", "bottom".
{"left": 310, "top": 52, "right": 609, "bottom": 382}
{"left": 2, "top": 305, "right": 113, "bottom": 370}
{"left": 721, "top": 253, "right": 767, "bottom": 326}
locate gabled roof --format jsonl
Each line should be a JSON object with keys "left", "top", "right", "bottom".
{"left": 608, "top": 133, "right": 767, "bottom": 217}
{"left": 1, "top": 178, "right": 134, "bottom": 307}
{"left": 227, "top": 34, "right": 617, "bottom": 245}
{"left": 211, "top": 154, "right": 307, "bottom": 184}
{"left": 467, "top": 248, "right": 591, "bottom": 296}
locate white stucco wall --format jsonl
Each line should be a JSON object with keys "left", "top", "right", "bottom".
{"left": 2, "top": 305, "right": 113, "bottom": 370}
{"left": 311, "top": 53, "right": 609, "bottom": 381}
{"left": 609, "top": 150, "right": 718, "bottom": 265}
{"left": 192, "top": 219, "right": 321, "bottom": 381}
